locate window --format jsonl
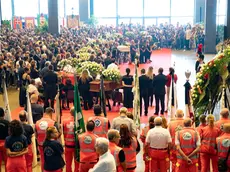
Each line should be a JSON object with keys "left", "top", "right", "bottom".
{"left": 40, "top": 0, "right": 48, "bottom": 14}
{"left": 65, "top": 0, "right": 79, "bottom": 16}
{"left": 216, "top": 0, "right": 227, "bottom": 16}
{"left": 14, "top": 0, "right": 38, "bottom": 17}
{"left": 157, "top": 18, "right": 170, "bottom": 26}
{"left": 171, "top": 17, "right": 194, "bottom": 26}
{"left": 171, "top": 0, "right": 194, "bottom": 17}
{"left": 97, "top": 18, "right": 116, "bottom": 26}
{"left": 145, "top": 18, "right": 157, "bottom": 26}
{"left": 118, "top": 0, "right": 143, "bottom": 17}
{"left": 1, "top": 0, "right": 12, "bottom": 20}
{"left": 94, "top": 0, "right": 116, "bottom": 17}
{"left": 144, "top": 0, "right": 170, "bottom": 17}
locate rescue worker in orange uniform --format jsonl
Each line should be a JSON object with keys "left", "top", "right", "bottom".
{"left": 215, "top": 108, "right": 230, "bottom": 135}
{"left": 35, "top": 107, "right": 60, "bottom": 171}
{"left": 0, "top": 107, "right": 9, "bottom": 172}
{"left": 216, "top": 123, "right": 230, "bottom": 172}
{"left": 88, "top": 104, "right": 110, "bottom": 138}
{"left": 167, "top": 109, "right": 184, "bottom": 172}
{"left": 175, "top": 118, "right": 200, "bottom": 172}
{"left": 77, "top": 120, "right": 98, "bottom": 172}
{"left": 196, "top": 114, "right": 207, "bottom": 171}
{"left": 140, "top": 116, "right": 155, "bottom": 172}
{"left": 119, "top": 124, "right": 140, "bottom": 172}
{"left": 62, "top": 107, "right": 77, "bottom": 172}
{"left": 108, "top": 129, "right": 126, "bottom": 172}
{"left": 200, "top": 115, "right": 220, "bottom": 172}
{"left": 19, "top": 111, "right": 34, "bottom": 172}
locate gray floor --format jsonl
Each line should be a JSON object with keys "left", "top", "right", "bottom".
{"left": 0, "top": 50, "right": 215, "bottom": 172}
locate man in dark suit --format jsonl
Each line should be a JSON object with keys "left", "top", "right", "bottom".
{"left": 43, "top": 64, "right": 58, "bottom": 109}
{"left": 153, "top": 67, "right": 167, "bottom": 115}
{"left": 139, "top": 69, "right": 149, "bottom": 116}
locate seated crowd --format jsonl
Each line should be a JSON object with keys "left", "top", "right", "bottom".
{"left": 0, "top": 106, "right": 230, "bottom": 172}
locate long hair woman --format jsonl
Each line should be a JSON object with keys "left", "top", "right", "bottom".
{"left": 140, "top": 116, "right": 155, "bottom": 172}
{"left": 200, "top": 115, "right": 219, "bottom": 172}
{"left": 5, "top": 120, "right": 28, "bottom": 172}
{"left": 78, "top": 69, "right": 93, "bottom": 110}
{"left": 146, "top": 66, "right": 155, "bottom": 106}
{"left": 122, "top": 68, "right": 134, "bottom": 108}
{"left": 43, "top": 126, "right": 65, "bottom": 172}
{"left": 119, "top": 124, "right": 140, "bottom": 172}
{"left": 19, "top": 67, "right": 31, "bottom": 107}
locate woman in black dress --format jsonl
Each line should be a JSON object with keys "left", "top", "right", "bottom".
{"left": 146, "top": 66, "right": 155, "bottom": 107}
{"left": 122, "top": 68, "right": 133, "bottom": 108}
{"left": 30, "top": 60, "right": 39, "bottom": 79}
{"left": 78, "top": 69, "right": 93, "bottom": 110}
{"left": 145, "top": 41, "right": 152, "bottom": 63}
{"left": 19, "top": 67, "right": 31, "bottom": 107}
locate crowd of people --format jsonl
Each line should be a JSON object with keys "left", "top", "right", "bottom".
{"left": 0, "top": 105, "right": 230, "bottom": 172}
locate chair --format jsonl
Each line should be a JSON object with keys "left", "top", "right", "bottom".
{"left": 66, "top": 90, "right": 74, "bottom": 108}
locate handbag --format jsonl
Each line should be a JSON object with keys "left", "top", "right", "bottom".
{"left": 218, "top": 146, "right": 230, "bottom": 172}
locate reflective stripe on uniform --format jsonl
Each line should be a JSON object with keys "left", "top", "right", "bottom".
{"left": 81, "top": 148, "right": 95, "bottom": 153}
{"left": 64, "top": 131, "right": 75, "bottom": 135}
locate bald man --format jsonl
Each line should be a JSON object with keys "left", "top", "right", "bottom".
{"left": 168, "top": 109, "right": 184, "bottom": 172}
{"left": 30, "top": 94, "right": 43, "bottom": 123}
{"left": 175, "top": 118, "right": 200, "bottom": 172}
{"left": 145, "top": 117, "right": 172, "bottom": 172}
{"left": 216, "top": 123, "right": 230, "bottom": 171}
{"left": 215, "top": 108, "right": 230, "bottom": 135}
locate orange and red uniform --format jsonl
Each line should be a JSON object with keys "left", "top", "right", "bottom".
{"left": 109, "top": 142, "right": 125, "bottom": 172}
{"left": 168, "top": 118, "right": 184, "bottom": 172}
{"left": 140, "top": 126, "right": 150, "bottom": 172}
{"left": 63, "top": 116, "right": 77, "bottom": 172}
{"left": 196, "top": 123, "right": 207, "bottom": 170}
{"left": 35, "top": 117, "right": 55, "bottom": 171}
{"left": 215, "top": 118, "right": 230, "bottom": 135}
{"left": 200, "top": 126, "right": 220, "bottom": 172}
{"left": 122, "top": 137, "right": 138, "bottom": 172}
{"left": 88, "top": 116, "right": 109, "bottom": 138}
{"left": 216, "top": 133, "right": 230, "bottom": 172}
{"left": 176, "top": 127, "right": 199, "bottom": 172}
{"left": 78, "top": 131, "right": 98, "bottom": 172}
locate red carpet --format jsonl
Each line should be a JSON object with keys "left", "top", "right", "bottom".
{"left": 11, "top": 49, "right": 172, "bottom": 124}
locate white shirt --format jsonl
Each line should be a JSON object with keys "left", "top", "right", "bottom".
{"left": 185, "top": 29, "right": 192, "bottom": 40}
{"left": 107, "top": 63, "right": 119, "bottom": 70}
{"left": 175, "top": 128, "right": 201, "bottom": 146}
{"left": 89, "top": 151, "right": 116, "bottom": 172}
{"left": 146, "top": 126, "right": 172, "bottom": 149}
{"left": 27, "top": 84, "right": 39, "bottom": 96}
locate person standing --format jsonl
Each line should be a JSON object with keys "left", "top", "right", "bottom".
{"left": 108, "top": 129, "right": 126, "bottom": 172}
{"left": 62, "top": 107, "right": 77, "bottom": 172}
{"left": 77, "top": 120, "right": 98, "bottom": 172}
{"left": 216, "top": 123, "right": 230, "bottom": 172}
{"left": 146, "top": 66, "right": 155, "bottom": 107}
{"left": 35, "top": 107, "right": 60, "bottom": 171}
{"left": 19, "top": 67, "right": 31, "bottom": 107}
{"left": 153, "top": 68, "right": 167, "bottom": 115}
{"left": 5, "top": 120, "right": 28, "bottom": 172}
{"left": 111, "top": 107, "right": 137, "bottom": 136}
{"left": 139, "top": 39, "right": 146, "bottom": 64}
{"left": 0, "top": 107, "right": 9, "bottom": 172}
{"left": 130, "top": 40, "right": 137, "bottom": 63}
{"left": 175, "top": 118, "right": 200, "bottom": 172}
{"left": 139, "top": 69, "right": 149, "bottom": 116}
{"left": 30, "top": 94, "right": 44, "bottom": 124}
{"left": 185, "top": 27, "right": 191, "bottom": 50}
{"left": 88, "top": 105, "right": 110, "bottom": 138}
{"left": 122, "top": 68, "right": 133, "bottom": 108}
{"left": 215, "top": 108, "right": 230, "bottom": 135}
{"left": 145, "top": 41, "right": 152, "bottom": 63}
{"left": 19, "top": 111, "right": 34, "bottom": 172}
{"left": 43, "top": 126, "right": 65, "bottom": 172}
{"left": 89, "top": 138, "right": 116, "bottom": 172}
{"left": 43, "top": 65, "right": 58, "bottom": 109}
{"left": 140, "top": 116, "right": 155, "bottom": 172}
{"left": 195, "top": 54, "right": 205, "bottom": 73}
{"left": 166, "top": 67, "right": 178, "bottom": 111}
{"left": 145, "top": 117, "right": 172, "bottom": 172}
{"left": 200, "top": 115, "right": 220, "bottom": 172}
{"left": 78, "top": 69, "right": 93, "bottom": 110}
{"left": 119, "top": 124, "right": 140, "bottom": 172}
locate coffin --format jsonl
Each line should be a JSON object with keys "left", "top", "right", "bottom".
{"left": 90, "top": 80, "right": 122, "bottom": 92}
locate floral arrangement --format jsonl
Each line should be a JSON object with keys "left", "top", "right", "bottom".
{"left": 102, "top": 68, "right": 121, "bottom": 82}
{"left": 58, "top": 59, "right": 71, "bottom": 70}
{"left": 125, "top": 31, "right": 135, "bottom": 40}
{"left": 192, "top": 47, "right": 230, "bottom": 116}
{"left": 78, "top": 61, "right": 103, "bottom": 76}
{"left": 77, "top": 52, "right": 91, "bottom": 61}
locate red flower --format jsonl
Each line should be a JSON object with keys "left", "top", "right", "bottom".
{"left": 219, "top": 55, "right": 224, "bottom": 59}
{"left": 208, "top": 60, "right": 214, "bottom": 67}
{"left": 204, "top": 73, "right": 209, "bottom": 79}
{"left": 224, "top": 66, "right": 227, "bottom": 70}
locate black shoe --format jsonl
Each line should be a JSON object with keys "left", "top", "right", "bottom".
{"left": 154, "top": 113, "right": 158, "bottom": 115}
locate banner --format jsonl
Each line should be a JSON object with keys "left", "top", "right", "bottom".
{"left": 67, "top": 15, "right": 79, "bottom": 28}
{"left": 25, "top": 17, "right": 35, "bottom": 29}
{"left": 37, "top": 14, "right": 48, "bottom": 27}
{"left": 2, "top": 76, "right": 11, "bottom": 122}
{"left": 13, "top": 17, "right": 22, "bottom": 29}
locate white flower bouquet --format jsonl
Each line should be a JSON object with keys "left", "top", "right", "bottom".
{"left": 102, "top": 68, "right": 121, "bottom": 82}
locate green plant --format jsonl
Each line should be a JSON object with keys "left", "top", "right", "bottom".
{"left": 1, "top": 20, "right": 11, "bottom": 29}
{"left": 88, "top": 15, "right": 98, "bottom": 27}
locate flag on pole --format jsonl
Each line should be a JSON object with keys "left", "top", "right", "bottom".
{"left": 100, "top": 74, "right": 107, "bottom": 117}
{"left": 2, "top": 74, "right": 12, "bottom": 122}
{"left": 74, "top": 74, "right": 86, "bottom": 162}
{"left": 132, "top": 59, "right": 140, "bottom": 128}
{"left": 26, "top": 91, "right": 38, "bottom": 167}
{"left": 55, "top": 86, "right": 61, "bottom": 128}
{"left": 168, "top": 73, "right": 177, "bottom": 119}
